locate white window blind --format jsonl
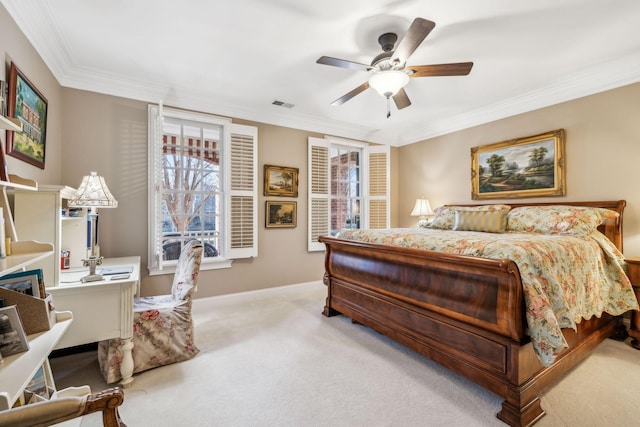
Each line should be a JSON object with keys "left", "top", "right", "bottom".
{"left": 308, "top": 137, "right": 329, "bottom": 251}
{"left": 363, "top": 145, "right": 390, "bottom": 229}
{"left": 227, "top": 125, "right": 258, "bottom": 259}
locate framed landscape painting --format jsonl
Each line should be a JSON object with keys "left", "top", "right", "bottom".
{"left": 6, "top": 62, "right": 48, "bottom": 169}
{"left": 471, "top": 129, "right": 566, "bottom": 200}
{"left": 264, "top": 165, "right": 298, "bottom": 197}
{"left": 266, "top": 201, "right": 296, "bottom": 228}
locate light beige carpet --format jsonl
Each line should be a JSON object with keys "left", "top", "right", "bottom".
{"left": 50, "top": 281, "right": 640, "bottom": 426}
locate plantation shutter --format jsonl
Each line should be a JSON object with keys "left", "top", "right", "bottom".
{"left": 308, "top": 137, "right": 330, "bottom": 252}
{"left": 363, "top": 145, "right": 390, "bottom": 229}
{"left": 148, "top": 104, "right": 167, "bottom": 270}
{"left": 227, "top": 123, "right": 258, "bottom": 258}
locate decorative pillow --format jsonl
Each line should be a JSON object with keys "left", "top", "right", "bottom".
{"left": 429, "top": 204, "right": 511, "bottom": 230}
{"left": 506, "top": 206, "right": 619, "bottom": 235}
{"left": 453, "top": 208, "right": 510, "bottom": 233}
{"left": 428, "top": 206, "right": 457, "bottom": 230}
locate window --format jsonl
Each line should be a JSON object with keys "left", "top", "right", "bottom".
{"left": 148, "top": 105, "right": 257, "bottom": 274}
{"left": 330, "top": 144, "right": 361, "bottom": 235}
{"left": 308, "top": 137, "right": 390, "bottom": 251}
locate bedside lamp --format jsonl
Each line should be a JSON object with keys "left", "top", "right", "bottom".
{"left": 410, "top": 197, "right": 432, "bottom": 228}
{"left": 68, "top": 172, "right": 118, "bottom": 282}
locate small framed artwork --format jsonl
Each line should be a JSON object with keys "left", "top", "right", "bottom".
{"left": 0, "top": 273, "right": 41, "bottom": 298}
{"left": 6, "top": 62, "right": 48, "bottom": 169}
{"left": 0, "top": 305, "right": 30, "bottom": 357}
{"left": 266, "top": 201, "right": 297, "bottom": 228}
{"left": 1, "top": 268, "right": 44, "bottom": 294}
{"left": 471, "top": 129, "right": 566, "bottom": 200}
{"left": 264, "top": 165, "right": 299, "bottom": 197}
{"left": 25, "top": 365, "right": 52, "bottom": 400}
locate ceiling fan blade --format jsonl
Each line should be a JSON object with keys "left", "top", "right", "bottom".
{"left": 331, "top": 82, "right": 370, "bottom": 106}
{"left": 317, "top": 56, "right": 371, "bottom": 72}
{"left": 390, "top": 18, "right": 436, "bottom": 66}
{"left": 392, "top": 88, "right": 411, "bottom": 110}
{"left": 408, "top": 62, "right": 474, "bottom": 77}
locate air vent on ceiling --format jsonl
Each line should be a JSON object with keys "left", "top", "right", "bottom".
{"left": 272, "top": 100, "right": 295, "bottom": 108}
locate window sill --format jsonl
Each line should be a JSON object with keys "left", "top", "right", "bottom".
{"left": 147, "top": 258, "right": 233, "bottom": 276}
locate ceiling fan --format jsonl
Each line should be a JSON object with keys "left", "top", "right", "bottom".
{"left": 317, "top": 18, "right": 473, "bottom": 117}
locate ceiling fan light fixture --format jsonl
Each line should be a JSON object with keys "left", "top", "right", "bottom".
{"left": 368, "top": 70, "right": 409, "bottom": 98}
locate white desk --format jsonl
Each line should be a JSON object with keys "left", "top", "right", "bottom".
{"left": 48, "top": 256, "right": 140, "bottom": 387}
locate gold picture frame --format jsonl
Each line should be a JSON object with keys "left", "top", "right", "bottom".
{"left": 266, "top": 201, "right": 297, "bottom": 228}
{"left": 264, "top": 165, "right": 298, "bottom": 197}
{"left": 6, "top": 62, "right": 48, "bottom": 169}
{"left": 471, "top": 129, "right": 566, "bottom": 200}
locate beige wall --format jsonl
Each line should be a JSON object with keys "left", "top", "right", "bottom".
{"left": 398, "top": 83, "right": 640, "bottom": 256}
{"left": 0, "top": 5, "right": 62, "bottom": 185}
{"left": 60, "top": 89, "right": 328, "bottom": 298}
{"left": 3, "top": 4, "right": 639, "bottom": 299}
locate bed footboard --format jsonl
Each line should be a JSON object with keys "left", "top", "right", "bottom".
{"left": 321, "top": 237, "right": 526, "bottom": 342}
{"left": 319, "top": 235, "right": 620, "bottom": 426}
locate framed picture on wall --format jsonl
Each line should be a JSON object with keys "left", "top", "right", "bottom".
{"left": 470, "top": 129, "right": 566, "bottom": 200}
{"left": 266, "top": 201, "right": 297, "bottom": 228}
{"left": 6, "top": 62, "right": 48, "bottom": 169}
{"left": 264, "top": 165, "right": 299, "bottom": 197}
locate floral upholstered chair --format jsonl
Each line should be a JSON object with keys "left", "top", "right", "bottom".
{"left": 98, "top": 240, "right": 203, "bottom": 383}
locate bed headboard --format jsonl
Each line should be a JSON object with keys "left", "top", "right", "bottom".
{"left": 453, "top": 200, "right": 626, "bottom": 251}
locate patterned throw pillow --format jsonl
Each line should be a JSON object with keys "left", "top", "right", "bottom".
{"left": 506, "top": 205, "right": 618, "bottom": 235}
{"left": 452, "top": 208, "right": 510, "bottom": 233}
{"left": 428, "top": 206, "right": 457, "bottom": 230}
{"left": 429, "top": 204, "right": 511, "bottom": 230}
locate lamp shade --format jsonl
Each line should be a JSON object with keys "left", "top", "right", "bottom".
{"left": 68, "top": 172, "right": 118, "bottom": 208}
{"left": 368, "top": 70, "right": 410, "bottom": 98}
{"left": 410, "top": 198, "right": 432, "bottom": 216}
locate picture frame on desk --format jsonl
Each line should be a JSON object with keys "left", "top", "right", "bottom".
{"left": 0, "top": 305, "right": 30, "bottom": 357}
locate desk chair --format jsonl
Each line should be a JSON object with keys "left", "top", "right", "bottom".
{"left": 98, "top": 240, "right": 203, "bottom": 383}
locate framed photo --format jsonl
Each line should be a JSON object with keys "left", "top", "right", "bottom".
{"left": 471, "top": 129, "right": 566, "bottom": 200}
{"left": 0, "top": 273, "right": 41, "bottom": 298}
{"left": 0, "top": 305, "right": 30, "bottom": 357}
{"left": 26, "top": 365, "right": 52, "bottom": 400}
{"left": 264, "top": 165, "right": 298, "bottom": 197}
{"left": 6, "top": 62, "right": 48, "bottom": 169}
{"left": 266, "top": 201, "right": 297, "bottom": 228}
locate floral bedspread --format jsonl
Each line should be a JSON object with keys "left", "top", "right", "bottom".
{"left": 336, "top": 228, "right": 639, "bottom": 366}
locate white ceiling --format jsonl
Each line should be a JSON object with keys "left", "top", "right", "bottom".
{"left": 3, "top": 0, "right": 640, "bottom": 146}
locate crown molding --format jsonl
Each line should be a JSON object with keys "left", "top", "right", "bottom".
{"left": 4, "top": 1, "right": 640, "bottom": 147}
{"left": 53, "top": 52, "right": 640, "bottom": 147}
{"left": 400, "top": 53, "right": 640, "bottom": 146}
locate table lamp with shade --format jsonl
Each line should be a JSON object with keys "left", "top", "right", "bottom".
{"left": 67, "top": 172, "right": 118, "bottom": 282}
{"left": 410, "top": 197, "right": 432, "bottom": 228}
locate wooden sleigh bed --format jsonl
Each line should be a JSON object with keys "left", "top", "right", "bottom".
{"left": 320, "top": 200, "right": 635, "bottom": 427}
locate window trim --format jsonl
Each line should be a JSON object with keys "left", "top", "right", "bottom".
{"left": 147, "top": 105, "right": 257, "bottom": 275}
{"left": 308, "top": 136, "right": 390, "bottom": 252}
